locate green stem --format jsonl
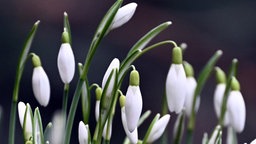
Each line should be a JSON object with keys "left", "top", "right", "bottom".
{"left": 64, "top": 79, "right": 84, "bottom": 144}
{"left": 62, "top": 83, "right": 70, "bottom": 118}
{"left": 160, "top": 92, "right": 168, "bottom": 144}
{"left": 218, "top": 59, "right": 238, "bottom": 127}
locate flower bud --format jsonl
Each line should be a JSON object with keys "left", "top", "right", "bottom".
{"left": 78, "top": 121, "right": 90, "bottom": 144}
{"left": 18, "top": 102, "right": 33, "bottom": 141}
{"left": 147, "top": 114, "right": 170, "bottom": 143}
{"left": 110, "top": 3, "right": 137, "bottom": 30}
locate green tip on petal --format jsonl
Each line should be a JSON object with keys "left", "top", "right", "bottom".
{"left": 95, "top": 87, "right": 102, "bottom": 101}
{"left": 183, "top": 61, "right": 194, "bottom": 77}
{"left": 172, "top": 47, "right": 183, "bottom": 64}
{"left": 119, "top": 95, "right": 126, "bottom": 108}
{"left": 31, "top": 53, "right": 41, "bottom": 67}
{"left": 61, "top": 30, "right": 70, "bottom": 44}
{"left": 215, "top": 67, "right": 226, "bottom": 84}
{"left": 129, "top": 70, "right": 140, "bottom": 86}
{"left": 231, "top": 77, "right": 240, "bottom": 91}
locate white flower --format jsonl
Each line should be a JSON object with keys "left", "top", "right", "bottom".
{"left": 147, "top": 114, "right": 170, "bottom": 143}
{"left": 18, "top": 102, "right": 33, "bottom": 141}
{"left": 32, "top": 66, "right": 50, "bottom": 107}
{"left": 227, "top": 91, "right": 246, "bottom": 133}
{"left": 57, "top": 43, "right": 75, "bottom": 84}
{"left": 79, "top": 121, "right": 90, "bottom": 144}
{"left": 125, "top": 85, "right": 143, "bottom": 132}
{"left": 50, "top": 111, "right": 66, "bottom": 144}
{"left": 102, "top": 58, "right": 120, "bottom": 97}
{"left": 250, "top": 139, "right": 256, "bottom": 144}
{"left": 110, "top": 3, "right": 137, "bottom": 30}
{"left": 121, "top": 107, "right": 138, "bottom": 144}
{"left": 166, "top": 64, "right": 186, "bottom": 114}
{"left": 184, "top": 77, "right": 200, "bottom": 117}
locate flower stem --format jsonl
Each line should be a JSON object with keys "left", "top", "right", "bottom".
{"left": 62, "top": 83, "right": 70, "bottom": 118}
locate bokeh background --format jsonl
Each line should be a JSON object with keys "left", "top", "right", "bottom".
{"left": 1, "top": 0, "right": 256, "bottom": 143}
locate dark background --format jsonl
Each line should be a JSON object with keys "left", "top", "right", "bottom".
{"left": 1, "top": 0, "right": 256, "bottom": 143}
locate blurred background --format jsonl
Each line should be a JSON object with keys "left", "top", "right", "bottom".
{"left": 1, "top": 0, "right": 256, "bottom": 143}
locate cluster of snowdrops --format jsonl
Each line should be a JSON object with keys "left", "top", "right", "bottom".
{"left": 4, "top": 0, "right": 253, "bottom": 144}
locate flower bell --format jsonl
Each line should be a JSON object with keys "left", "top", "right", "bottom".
{"left": 227, "top": 77, "right": 246, "bottom": 133}
{"left": 78, "top": 121, "right": 90, "bottom": 144}
{"left": 18, "top": 102, "right": 33, "bottom": 142}
{"left": 183, "top": 61, "right": 200, "bottom": 117}
{"left": 120, "top": 95, "right": 138, "bottom": 144}
{"left": 31, "top": 54, "right": 50, "bottom": 107}
{"left": 147, "top": 114, "right": 170, "bottom": 143}
{"left": 110, "top": 3, "right": 137, "bottom": 30}
{"left": 125, "top": 69, "right": 143, "bottom": 132}
{"left": 102, "top": 58, "right": 120, "bottom": 97}
{"left": 166, "top": 47, "right": 186, "bottom": 114}
{"left": 213, "top": 67, "right": 229, "bottom": 126}
{"left": 57, "top": 29, "right": 75, "bottom": 84}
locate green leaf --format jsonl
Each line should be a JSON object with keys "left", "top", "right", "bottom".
{"left": 23, "top": 104, "right": 33, "bottom": 142}
{"left": 127, "top": 21, "right": 172, "bottom": 56}
{"left": 81, "top": 0, "right": 123, "bottom": 79}
{"left": 64, "top": 12, "right": 72, "bottom": 45}
{"left": 33, "top": 108, "right": 44, "bottom": 144}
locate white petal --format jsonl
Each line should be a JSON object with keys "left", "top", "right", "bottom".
{"left": 102, "top": 119, "right": 112, "bottom": 140}
{"left": 79, "top": 121, "right": 89, "bottom": 144}
{"left": 147, "top": 114, "right": 170, "bottom": 143}
{"left": 227, "top": 91, "right": 246, "bottom": 133}
{"left": 102, "top": 58, "right": 120, "bottom": 97}
{"left": 165, "top": 64, "right": 186, "bottom": 113}
{"left": 95, "top": 100, "right": 100, "bottom": 122}
{"left": 18, "top": 101, "right": 26, "bottom": 128}
{"left": 32, "top": 67, "right": 50, "bottom": 107}
{"left": 57, "top": 43, "right": 75, "bottom": 84}
{"left": 121, "top": 107, "right": 138, "bottom": 144}
{"left": 125, "top": 86, "right": 143, "bottom": 132}
{"left": 23, "top": 104, "right": 33, "bottom": 141}
{"left": 110, "top": 3, "right": 137, "bottom": 30}
{"left": 250, "top": 139, "right": 256, "bottom": 144}
{"left": 184, "top": 77, "right": 199, "bottom": 117}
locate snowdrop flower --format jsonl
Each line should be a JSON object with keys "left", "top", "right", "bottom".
{"left": 147, "top": 114, "right": 170, "bottom": 143}
{"left": 94, "top": 87, "right": 102, "bottom": 122}
{"left": 120, "top": 95, "right": 138, "bottom": 144}
{"left": 102, "top": 119, "right": 112, "bottom": 140}
{"left": 110, "top": 3, "right": 137, "bottom": 30}
{"left": 208, "top": 125, "right": 222, "bottom": 144}
{"left": 31, "top": 54, "right": 50, "bottom": 107}
{"left": 125, "top": 69, "right": 143, "bottom": 132}
{"left": 166, "top": 47, "right": 186, "bottom": 114}
{"left": 250, "top": 139, "right": 256, "bottom": 144}
{"left": 18, "top": 102, "right": 33, "bottom": 141}
{"left": 213, "top": 67, "right": 229, "bottom": 126}
{"left": 227, "top": 77, "right": 246, "bottom": 133}
{"left": 183, "top": 61, "right": 200, "bottom": 117}
{"left": 57, "top": 30, "right": 75, "bottom": 84}
{"left": 79, "top": 121, "right": 90, "bottom": 144}
{"left": 50, "top": 111, "right": 66, "bottom": 144}
{"left": 102, "top": 58, "right": 120, "bottom": 97}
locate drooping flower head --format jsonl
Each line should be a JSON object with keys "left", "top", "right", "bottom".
{"left": 57, "top": 29, "right": 75, "bottom": 84}
{"left": 125, "top": 69, "right": 143, "bottom": 132}
{"left": 213, "top": 67, "right": 229, "bottom": 126}
{"left": 166, "top": 47, "right": 186, "bottom": 114}
{"left": 227, "top": 77, "right": 246, "bottom": 133}
{"left": 183, "top": 61, "right": 200, "bottom": 117}
{"left": 31, "top": 53, "right": 50, "bottom": 107}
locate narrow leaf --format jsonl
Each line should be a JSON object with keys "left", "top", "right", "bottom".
{"left": 33, "top": 108, "right": 44, "bottom": 144}
{"left": 64, "top": 12, "right": 72, "bottom": 45}
{"left": 142, "top": 114, "right": 160, "bottom": 144}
